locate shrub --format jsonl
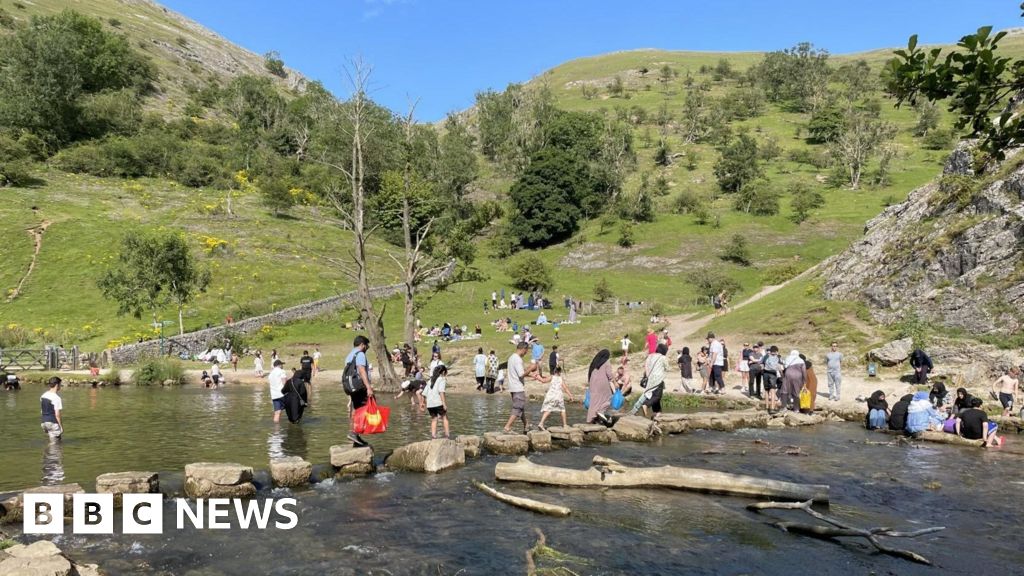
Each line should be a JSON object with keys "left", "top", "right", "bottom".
{"left": 650, "top": 302, "right": 665, "bottom": 317}
{"left": 720, "top": 233, "right": 752, "bottom": 265}
{"left": 692, "top": 204, "right": 712, "bottom": 225}
{"left": 787, "top": 147, "right": 830, "bottom": 168}
{"left": 789, "top": 182, "right": 825, "bottom": 224}
{"left": 508, "top": 252, "right": 553, "bottom": 292}
{"left": 687, "top": 268, "right": 741, "bottom": 299}
{"left": 52, "top": 143, "right": 112, "bottom": 176}
{"left": 617, "top": 221, "right": 635, "bottom": 247}
{"left": 734, "top": 179, "right": 780, "bottom": 216}
{"left": 171, "top": 149, "right": 228, "bottom": 188}
{"left": 0, "top": 324, "right": 32, "bottom": 347}
{"left": 761, "top": 261, "right": 805, "bottom": 285}
{"left": 594, "top": 277, "right": 614, "bottom": 302}
{"left": 922, "top": 128, "right": 953, "bottom": 150}
{"left": 263, "top": 51, "right": 287, "bottom": 78}
{"left": 672, "top": 189, "right": 703, "bottom": 214}
{"left": 132, "top": 357, "right": 186, "bottom": 386}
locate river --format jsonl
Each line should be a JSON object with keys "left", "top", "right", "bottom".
{"left": 2, "top": 384, "right": 1023, "bottom": 574}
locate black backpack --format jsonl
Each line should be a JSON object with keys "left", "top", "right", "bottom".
{"left": 342, "top": 352, "right": 366, "bottom": 395}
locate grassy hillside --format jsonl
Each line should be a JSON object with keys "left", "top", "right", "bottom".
{"left": 0, "top": 0, "right": 301, "bottom": 113}
{"left": 5, "top": 11, "right": 1021, "bottom": 371}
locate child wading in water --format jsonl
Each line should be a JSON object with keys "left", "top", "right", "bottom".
{"left": 426, "top": 365, "right": 450, "bottom": 439}
{"left": 537, "top": 367, "right": 573, "bottom": 430}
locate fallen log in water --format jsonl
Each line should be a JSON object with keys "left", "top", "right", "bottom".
{"left": 875, "top": 429, "right": 984, "bottom": 447}
{"left": 748, "top": 500, "right": 944, "bottom": 565}
{"left": 494, "top": 455, "right": 828, "bottom": 503}
{"left": 473, "top": 481, "right": 571, "bottom": 517}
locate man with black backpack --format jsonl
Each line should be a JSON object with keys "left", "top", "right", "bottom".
{"left": 343, "top": 335, "right": 375, "bottom": 447}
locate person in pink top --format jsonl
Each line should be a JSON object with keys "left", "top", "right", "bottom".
{"left": 645, "top": 328, "right": 658, "bottom": 354}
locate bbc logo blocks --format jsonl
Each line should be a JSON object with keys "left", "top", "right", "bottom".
{"left": 23, "top": 493, "right": 163, "bottom": 534}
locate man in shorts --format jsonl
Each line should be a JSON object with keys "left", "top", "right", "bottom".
{"left": 268, "top": 359, "right": 287, "bottom": 423}
{"left": 502, "top": 341, "right": 536, "bottom": 433}
{"left": 40, "top": 377, "right": 64, "bottom": 441}
{"left": 957, "top": 397, "right": 1001, "bottom": 446}
{"left": 992, "top": 366, "right": 1020, "bottom": 418}
{"left": 345, "top": 335, "right": 375, "bottom": 447}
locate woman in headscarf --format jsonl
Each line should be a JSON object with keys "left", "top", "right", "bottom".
{"left": 865, "top": 390, "right": 889, "bottom": 429}
{"left": 781, "top": 350, "right": 806, "bottom": 412}
{"left": 888, "top": 393, "right": 913, "bottom": 431}
{"left": 800, "top": 353, "right": 818, "bottom": 413}
{"left": 676, "top": 347, "right": 693, "bottom": 392}
{"left": 632, "top": 343, "right": 670, "bottom": 418}
{"left": 953, "top": 387, "right": 974, "bottom": 415}
{"left": 906, "top": 391, "right": 943, "bottom": 434}
{"left": 929, "top": 380, "right": 948, "bottom": 408}
{"left": 587, "top": 349, "right": 615, "bottom": 425}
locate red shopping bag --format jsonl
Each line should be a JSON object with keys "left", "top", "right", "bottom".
{"left": 353, "top": 397, "right": 390, "bottom": 435}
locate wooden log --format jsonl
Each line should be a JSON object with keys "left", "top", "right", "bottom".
{"left": 495, "top": 455, "right": 828, "bottom": 503}
{"left": 917, "top": 431, "right": 984, "bottom": 447}
{"left": 748, "top": 499, "right": 942, "bottom": 565}
{"left": 473, "top": 481, "right": 571, "bottom": 517}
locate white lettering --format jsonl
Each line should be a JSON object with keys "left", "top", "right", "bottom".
{"left": 207, "top": 498, "right": 230, "bottom": 529}
{"left": 274, "top": 498, "right": 298, "bottom": 530}
{"left": 176, "top": 498, "right": 203, "bottom": 529}
{"left": 72, "top": 493, "right": 113, "bottom": 534}
{"left": 122, "top": 494, "right": 163, "bottom": 534}
{"left": 23, "top": 494, "right": 63, "bottom": 534}
{"left": 233, "top": 499, "right": 273, "bottom": 529}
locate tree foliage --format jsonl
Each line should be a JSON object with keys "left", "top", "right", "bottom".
{"left": 714, "top": 132, "right": 762, "bottom": 192}
{"left": 508, "top": 252, "right": 553, "bottom": 292}
{"left": 0, "top": 10, "right": 154, "bottom": 144}
{"left": 752, "top": 42, "right": 831, "bottom": 112}
{"left": 97, "top": 230, "right": 210, "bottom": 335}
{"left": 720, "top": 233, "right": 752, "bottom": 266}
{"left": 594, "top": 277, "right": 614, "bottom": 302}
{"left": 884, "top": 20, "right": 1024, "bottom": 160}
{"left": 789, "top": 182, "right": 825, "bottom": 224}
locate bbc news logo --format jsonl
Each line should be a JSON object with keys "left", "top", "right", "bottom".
{"left": 24, "top": 494, "right": 298, "bottom": 534}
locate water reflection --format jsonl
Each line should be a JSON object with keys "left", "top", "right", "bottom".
{"left": 42, "top": 441, "right": 65, "bottom": 485}
{"left": 281, "top": 424, "right": 307, "bottom": 459}
{"left": 267, "top": 425, "right": 284, "bottom": 460}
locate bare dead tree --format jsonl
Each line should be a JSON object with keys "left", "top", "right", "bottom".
{"left": 318, "top": 57, "right": 399, "bottom": 390}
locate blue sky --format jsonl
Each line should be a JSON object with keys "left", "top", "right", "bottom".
{"left": 161, "top": 0, "right": 1022, "bottom": 121}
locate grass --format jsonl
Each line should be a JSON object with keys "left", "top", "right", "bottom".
{"left": 6, "top": 12, "right": 1021, "bottom": 373}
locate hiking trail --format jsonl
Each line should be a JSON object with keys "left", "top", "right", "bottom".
{"left": 6, "top": 220, "right": 51, "bottom": 302}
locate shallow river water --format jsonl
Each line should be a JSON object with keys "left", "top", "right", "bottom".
{"left": 2, "top": 384, "right": 1024, "bottom": 575}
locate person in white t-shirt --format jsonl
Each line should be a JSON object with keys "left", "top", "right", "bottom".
{"left": 473, "top": 347, "right": 487, "bottom": 391}
{"left": 268, "top": 359, "right": 287, "bottom": 422}
{"left": 313, "top": 346, "right": 322, "bottom": 374}
{"left": 425, "top": 365, "right": 450, "bottom": 439}
{"left": 40, "top": 377, "right": 64, "bottom": 440}
{"left": 707, "top": 332, "right": 725, "bottom": 394}
{"left": 620, "top": 334, "right": 632, "bottom": 361}
{"left": 502, "top": 341, "right": 537, "bottom": 433}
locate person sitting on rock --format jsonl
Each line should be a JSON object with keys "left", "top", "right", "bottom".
{"left": 956, "top": 397, "right": 1001, "bottom": 446}
{"left": 953, "top": 387, "right": 975, "bottom": 415}
{"left": 889, "top": 393, "right": 913, "bottom": 431}
{"left": 929, "top": 380, "right": 948, "bottom": 408}
{"left": 866, "top": 390, "right": 890, "bottom": 430}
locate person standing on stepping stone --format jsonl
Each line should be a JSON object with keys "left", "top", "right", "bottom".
{"left": 502, "top": 341, "right": 536, "bottom": 433}
{"left": 344, "top": 335, "right": 375, "bottom": 447}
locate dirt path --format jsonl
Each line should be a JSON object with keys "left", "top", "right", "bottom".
{"left": 7, "top": 220, "right": 50, "bottom": 302}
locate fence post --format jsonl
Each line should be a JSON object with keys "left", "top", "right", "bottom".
{"left": 614, "top": 299, "right": 620, "bottom": 315}
{"left": 72, "top": 346, "right": 79, "bottom": 370}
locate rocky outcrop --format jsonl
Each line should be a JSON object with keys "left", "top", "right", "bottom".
{"left": 572, "top": 423, "right": 619, "bottom": 443}
{"left": 547, "top": 426, "right": 584, "bottom": 447}
{"left": 482, "top": 432, "right": 530, "bottom": 455}
{"left": 822, "top": 146, "right": 1024, "bottom": 338}
{"left": 330, "top": 446, "right": 375, "bottom": 475}
{"left": 270, "top": 457, "right": 312, "bottom": 488}
{"left": 0, "top": 484, "right": 83, "bottom": 524}
{"left": 527, "top": 430, "right": 552, "bottom": 451}
{"left": 184, "top": 463, "right": 255, "bottom": 499}
{"left": 455, "top": 435, "right": 482, "bottom": 459}
{"left": 385, "top": 439, "right": 465, "bottom": 473}
{"left": 0, "top": 539, "right": 101, "bottom": 576}
{"left": 96, "top": 471, "right": 159, "bottom": 505}
{"left": 868, "top": 338, "right": 913, "bottom": 366}
{"left": 612, "top": 416, "right": 657, "bottom": 441}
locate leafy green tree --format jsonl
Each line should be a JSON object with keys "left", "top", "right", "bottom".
{"left": 263, "top": 50, "right": 287, "bottom": 77}
{"left": 828, "top": 111, "right": 896, "bottom": 189}
{"left": 654, "top": 138, "right": 672, "bottom": 166}
{"left": 714, "top": 133, "right": 762, "bottom": 192}
{"left": 834, "top": 60, "right": 876, "bottom": 102}
{"left": 594, "top": 277, "right": 614, "bottom": 302}
{"left": 508, "top": 252, "right": 553, "bottom": 292}
{"left": 734, "top": 179, "right": 780, "bottom": 215}
{"left": 507, "top": 149, "right": 592, "bottom": 249}
{"left": 687, "top": 268, "right": 741, "bottom": 298}
{"left": 885, "top": 22, "right": 1024, "bottom": 160}
{"left": 720, "top": 234, "right": 752, "bottom": 266}
{"left": 617, "top": 221, "right": 635, "bottom": 247}
{"left": 437, "top": 113, "right": 478, "bottom": 205}
{"left": 609, "top": 75, "right": 625, "bottom": 97}
{"left": 752, "top": 42, "right": 831, "bottom": 112}
{"left": 260, "top": 177, "right": 296, "bottom": 216}
{"left": 633, "top": 183, "right": 655, "bottom": 223}
{"left": 0, "top": 10, "right": 154, "bottom": 143}
{"left": 913, "top": 100, "right": 940, "bottom": 136}
{"left": 789, "top": 182, "right": 825, "bottom": 223}
{"left": 807, "top": 105, "right": 846, "bottom": 143}
{"left": 97, "top": 230, "right": 211, "bottom": 336}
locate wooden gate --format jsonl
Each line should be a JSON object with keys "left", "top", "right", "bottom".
{"left": 0, "top": 347, "right": 78, "bottom": 370}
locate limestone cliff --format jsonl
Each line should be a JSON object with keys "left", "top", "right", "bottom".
{"left": 822, "top": 143, "right": 1024, "bottom": 338}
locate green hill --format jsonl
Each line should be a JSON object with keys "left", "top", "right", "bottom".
{"left": 3, "top": 2, "right": 1019, "bottom": 368}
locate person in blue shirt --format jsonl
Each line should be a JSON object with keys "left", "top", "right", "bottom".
{"left": 344, "top": 335, "right": 375, "bottom": 447}
{"left": 531, "top": 338, "right": 545, "bottom": 376}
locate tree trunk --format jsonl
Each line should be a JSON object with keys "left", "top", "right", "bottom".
{"left": 177, "top": 305, "right": 184, "bottom": 337}
{"left": 494, "top": 456, "right": 829, "bottom": 503}
{"left": 473, "top": 481, "right": 571, "bottom": 517}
